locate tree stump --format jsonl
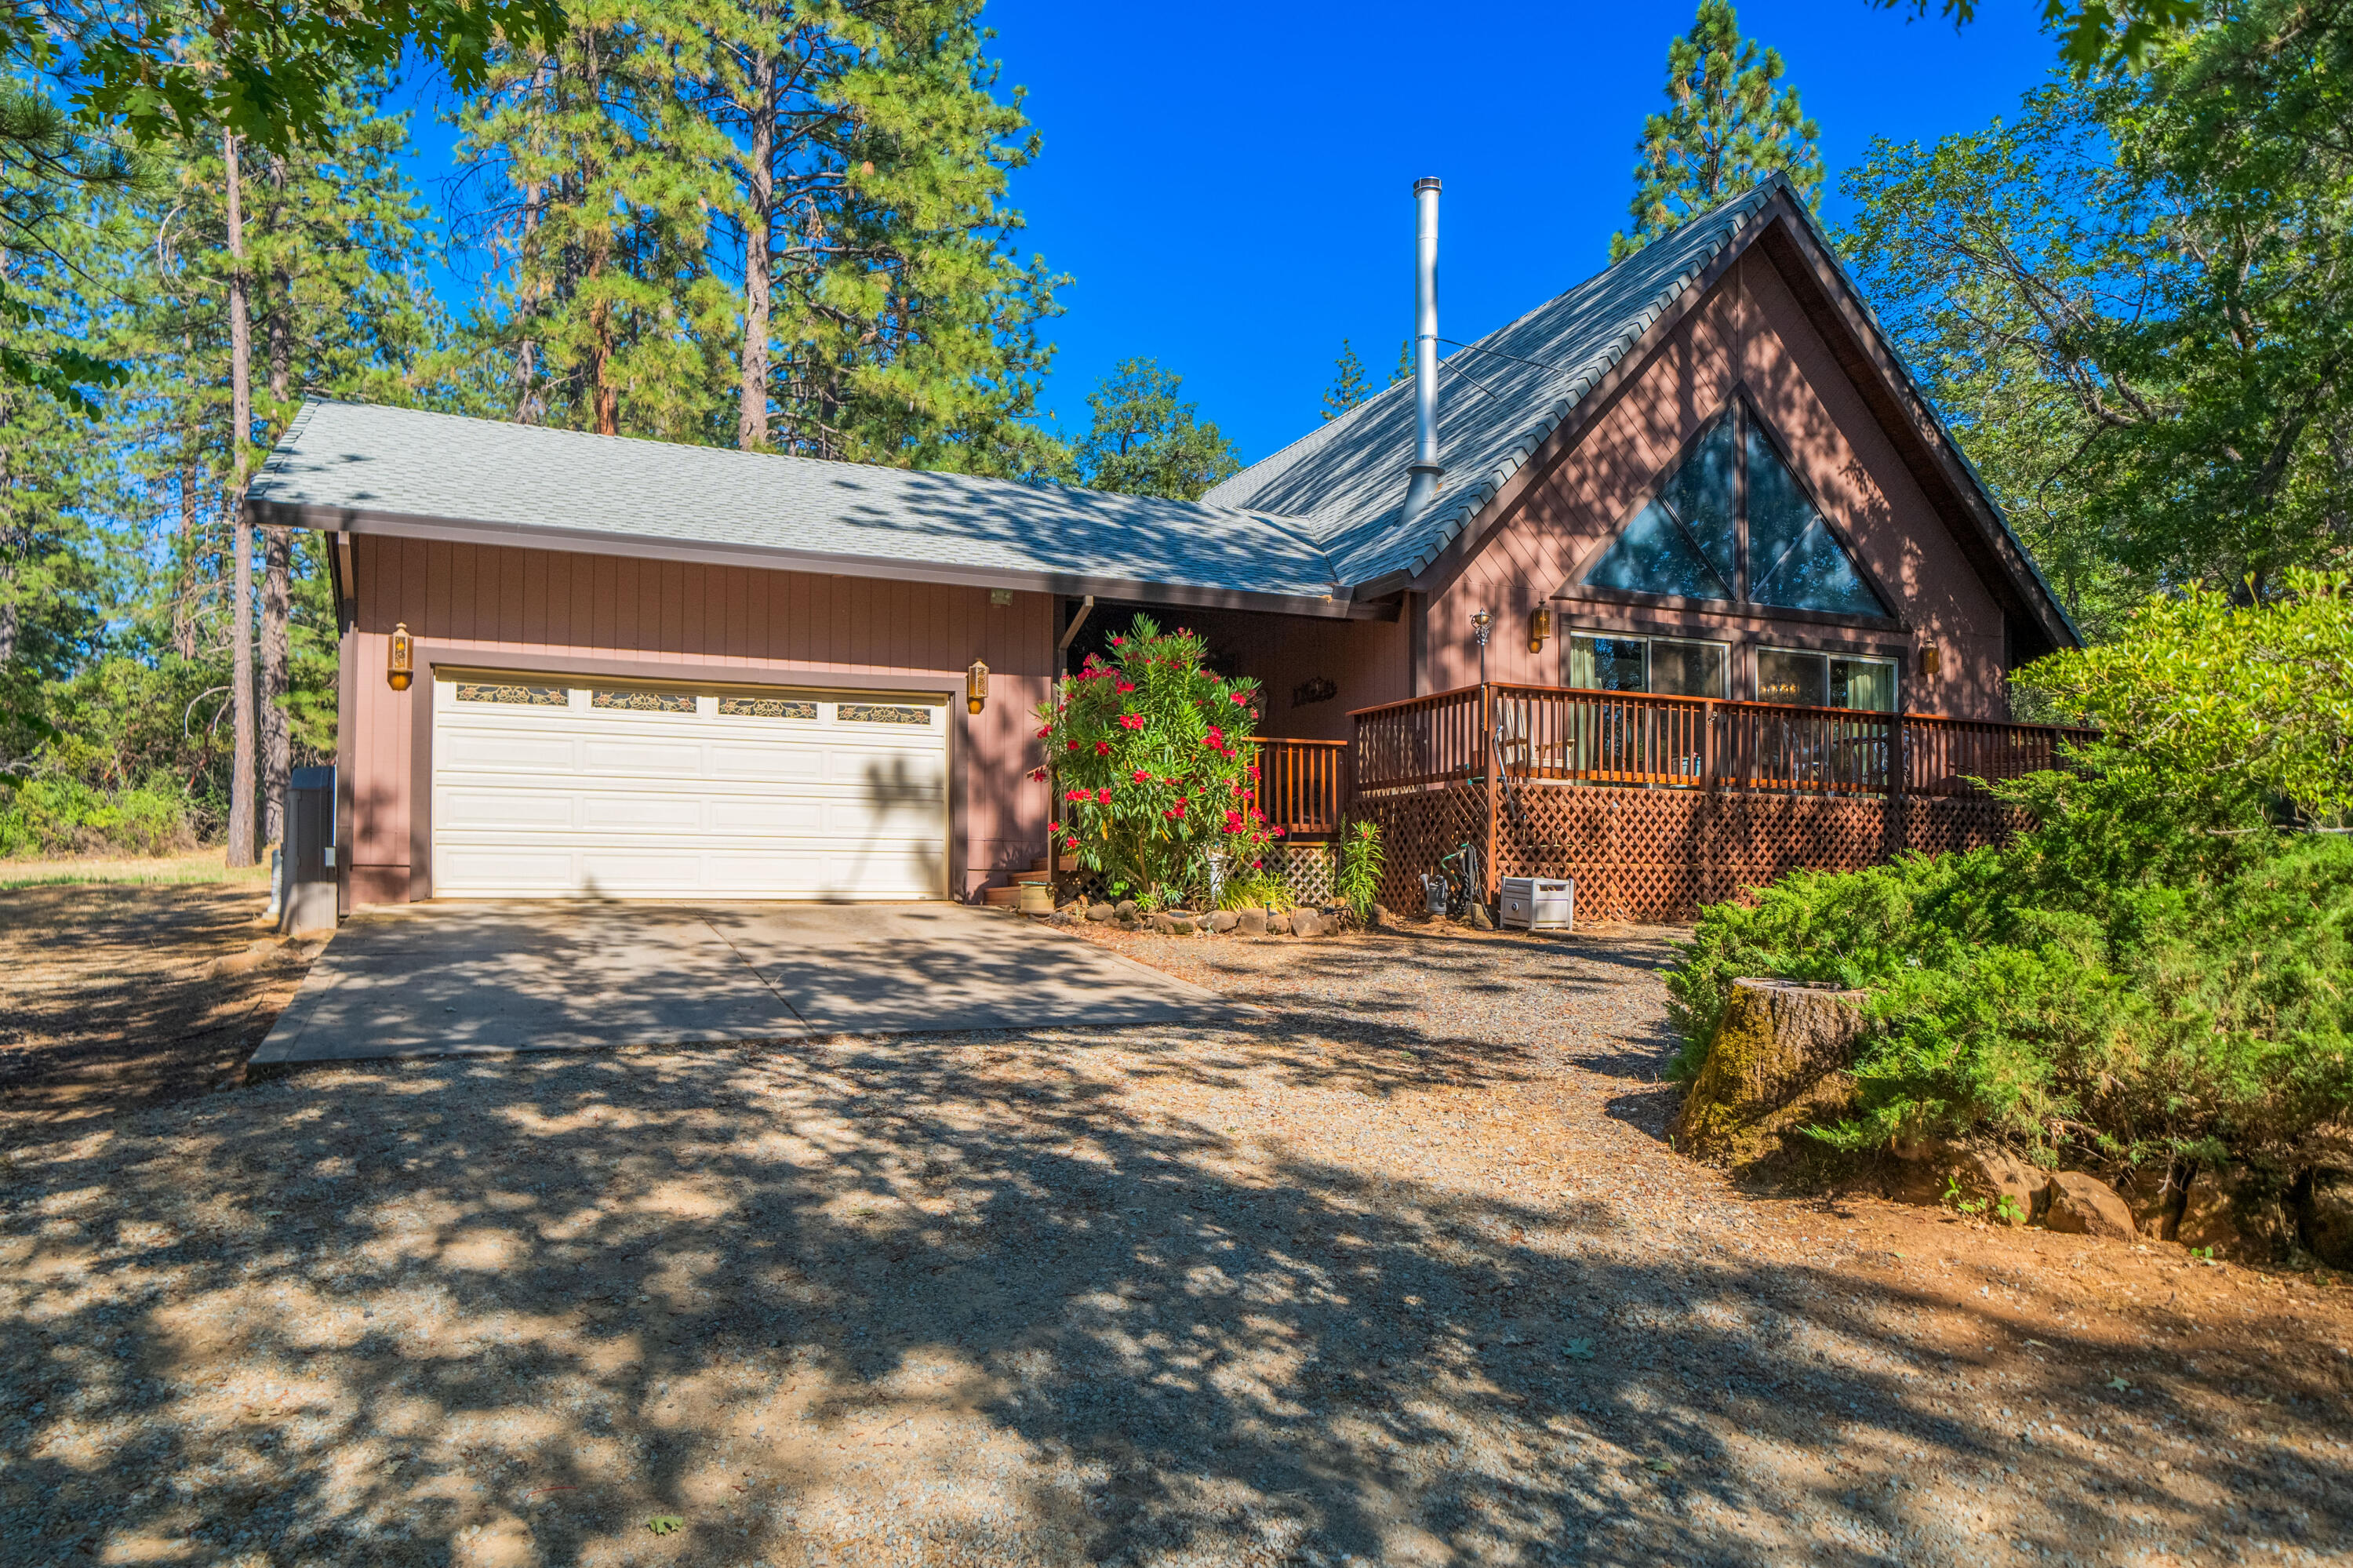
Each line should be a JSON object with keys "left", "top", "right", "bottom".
{"left": 1674, "top": 980, "right": 1867, "bottom": 1165}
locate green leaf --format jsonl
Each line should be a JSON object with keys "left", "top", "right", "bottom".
{"left": 646, "top": 1515, "right": 683, "bottom": 1536}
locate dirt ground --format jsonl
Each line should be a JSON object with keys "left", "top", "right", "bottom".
{"left": 1, "top": 894, "right": 2349, "bottom": 1566}
{"left": 0, "top": 883, "right": 319, "bottom": 1126}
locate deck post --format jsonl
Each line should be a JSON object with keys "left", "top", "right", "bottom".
{"left": 1481, "top": 682, "right": 1499, "bottom": 900}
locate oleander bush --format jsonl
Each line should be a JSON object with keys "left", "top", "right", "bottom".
{"left": 1667, "top": 570, "right": 2353, "bottom": 1168}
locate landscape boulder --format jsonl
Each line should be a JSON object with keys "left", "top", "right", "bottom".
{"left": 1207, "top": 910, "right": 1240, "bottom": 933}
{"left": 1114, "top": 900, "right": 1137, "bottom": 923}
{"left": 1674, "top": 980, "right": 1867, "bottom": 1166}
{"left": 1086, "top": 902, "right": 1116, "bottom": 922}
{"left": 1467, "top": 902, "right": 1495, "bottom": 931}
{"left": 1882, "top": 1140, "right": 2044, "bottom": 1225}
{"left": 2178, "top": 1162, "right": 2295, "bottom": 1260}
{"left": 2299, "top": 1169, "right": 2353, "bottom": 1268}
{"left": 1289, "top": 908, "right": 1326, "bottom": 938}
{"left": 1237, "top": 908, "right": 1267, "bottom": 936}
{"left": 2118, "top": 1162, "right": 2189, "bottom": 1240}
{"left": 2042, "top": 1172, "right": 2137, "bottom": 1240}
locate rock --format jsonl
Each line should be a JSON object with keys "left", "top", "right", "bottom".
{"left": 1289, "top": 908, "right": 1326, "bottom": 938}
{"left": 1049, "top": 905, "right": 1080, "bottom": 925}
{"left": 2043, "top": 1172, "right": 2137, "bottom": 1240}
{"left": 1674, "top": 980, "right": 1868, "bottom": 1166}
{"left": 1881, "top": 1142, "right": 2043, "bottom": 1225}
{"left": 1370, "top": 903, "right": 1392, "bottom": 928}
{"left": 2180, "top": 1162, "right": 2296, "bottom": 1260}
{"left": 1086, "top": 903, "right": 1115, "bottom": 922}
{"left": 2299, "top": 1168, "right": 2353, "bottom": 1268}
{"left": 1262, "top": 910, "right": 1293, "bottom": 935}
{"left": 1207, "top": 910, "right": 1239, "bottom": 933}
{"left": 1237, "top": 908, "right": 1267, "bottom": 936}
{"left": 1467, "top": 902, "right": 1496, "bottom": 931}
{"left": 1114, "top": 900, "right": 1137, "bottom": 922}
{"left": 1147, "top": 912, "right": 1176, "bottom": 934}
{"left": 2118, "top": 1162, "right": 2189, "bottom": 1241}
{"left": 1167, "top": 915, "right": 1199, "bottom": 935}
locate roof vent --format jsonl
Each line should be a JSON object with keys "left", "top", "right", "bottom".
{"left": 1402, "top": 176, "right": 1444, "bottom": 518}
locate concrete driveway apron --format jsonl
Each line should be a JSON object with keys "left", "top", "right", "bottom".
{"left": 251, "top": 902, "right": 1221, "bottom": 1064}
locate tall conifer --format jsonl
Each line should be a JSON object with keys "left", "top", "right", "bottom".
{"left": 1609, "top": 2, "right": 1820, "bottom": 262}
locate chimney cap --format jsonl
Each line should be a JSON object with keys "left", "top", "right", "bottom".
{"left": 1413, "top": 176, "right": 1442, "bottom": 195}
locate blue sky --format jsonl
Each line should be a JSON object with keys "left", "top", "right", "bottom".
{"left": 397, "top": 1, "right": 2059, "bottom": 464}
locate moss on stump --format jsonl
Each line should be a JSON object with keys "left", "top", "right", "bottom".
{"left": 1675, "top": 979, "right": 1867, "bottom": 1166}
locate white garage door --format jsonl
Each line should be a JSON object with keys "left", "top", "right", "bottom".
{"left": 431, "top": 672, "right": 949, "bottom": 899}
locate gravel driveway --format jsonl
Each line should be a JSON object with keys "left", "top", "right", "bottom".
{"left": 4, "top": 918, "right": 2349, "bottom": 1567}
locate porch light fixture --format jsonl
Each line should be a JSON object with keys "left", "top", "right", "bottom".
{"left": 387, "top": 622, "right": 414, "bottom": 691}
{"left": 1470, "top": 608, "right": 1493, "bottom": 686}
{"left": 1918, "top": 643, "right": 1942, "bottom": 678}
{"left": 1528, "top": 605, "right": 1551, "bottom": 654}
{"left": 966, "top": 658, "right": 989, "bottom": 715}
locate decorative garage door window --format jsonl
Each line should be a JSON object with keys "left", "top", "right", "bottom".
{"left": 837, "top": 703, "right": 933, "bottom": 726}
{"left": 455, "top": 682, "right": 569, "bottom": 707}
{"left": 591, "top": 689, "right": 696, "bottom": 713}
{"left": 718, "top": 697, "right": 818, "bottom": 719}
{"left": 1581, "top": 402, "right": 1889, "bottom": 618}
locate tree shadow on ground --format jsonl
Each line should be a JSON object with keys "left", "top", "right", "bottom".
{"left": 4, "top": 999, "right": 2346, "bottom": 1567}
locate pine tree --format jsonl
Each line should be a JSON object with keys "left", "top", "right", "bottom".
{"left": 1075, "top": 358, "right": 1238, "bottom": 501}
{"left": 1320, "top": 339, "right": 1369, "bottom": 420}
{"left": 1609, "top": 2, "right": 1820, "bottom": 263}
{"left": 1391, "top": 337, "right": 1412, "bottom": 387}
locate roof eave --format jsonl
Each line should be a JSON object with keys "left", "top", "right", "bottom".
{"left": 248, "top": 497, "right": 1386, "bottom": 621}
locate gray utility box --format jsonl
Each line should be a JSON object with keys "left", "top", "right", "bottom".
{"left": 1500, "top": 876, "right": 1574, "bottom": 932}
{"left": 279, "top": 766, "right": 339, "bottom": 937}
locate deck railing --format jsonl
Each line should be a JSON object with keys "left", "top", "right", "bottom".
{"left": 1250, "top": 737, "right": 1349, "bottom": 840}
{"left": 1352, "top": 683, "right": 2091, "bottom": 799}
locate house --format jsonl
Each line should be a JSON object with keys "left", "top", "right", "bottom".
{"left": 245, "top": 172, "right": 2078, "bottom": 912}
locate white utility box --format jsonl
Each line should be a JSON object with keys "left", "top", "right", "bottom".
{"left": 1500, "top": 876, "right": 1574, "bottom": 932}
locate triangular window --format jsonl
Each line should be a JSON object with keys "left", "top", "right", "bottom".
{"left": 1579, "top": 404, "right": 1888, "bottom": 618}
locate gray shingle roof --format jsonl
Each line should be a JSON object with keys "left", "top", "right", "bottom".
{"left": 249, "top": 398, "right": 1347, "bottom": 606}
{"left": 1202, "top": 176, "right": 1788, "bottom": 586}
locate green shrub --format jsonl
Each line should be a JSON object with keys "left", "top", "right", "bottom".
{"left": 1217, "top": 868, "right": 1297, "bottom": 913}
{"left": 1667, "top": 571, "right": 2353, "bottom": 1169}
{"left": 0, "top": 776, "right": 200, "bottom": 859}
{"left": 1035, "top": 615, "right": 1274, "bottom": 896}
{"left": 1333, "top": 820, "right": 1384, "bottom": 922}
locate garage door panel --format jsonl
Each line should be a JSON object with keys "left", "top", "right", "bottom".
{"left": 434, "top": 679, "right": 948, "bottom": 899}
{"left": 438, "top": 789, "right": 582, "bottom": 831}
{"left": 581, "top": 740, "right": 709, "bottom": 776}
{"left": 442, "top": 733, "right": 580, "bottom": 773}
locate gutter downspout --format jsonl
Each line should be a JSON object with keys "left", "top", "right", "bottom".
{"left": 1402, "top": 176, "right": 1444, "bottom": 518}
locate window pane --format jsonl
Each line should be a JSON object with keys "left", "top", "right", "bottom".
{"left": 1745, "top": 429, "right": 1888, "bottom": 616}
{"left": 1649, "top": 639, "right": 1726, "bottom": 699}
{"left": 1659, "top": 419, "right": 1739, "bottom": 588}
{"left": 1580, "top": 498, "right": 1733, "bottom": 602}
{"left": 1758, "top": 648, "right": 1827, "bottom": 708}
{"left": 1830, "top": 657, "right": 1897, "bottom": 712}
{"left": 591, "top": 689, "right": 695, "bottom": 713}
{"left": 1569, "top": 636, "right": 1647, "bottom": 691}
{"left": 837, "top": 703, "right": 933, "bottom": 726}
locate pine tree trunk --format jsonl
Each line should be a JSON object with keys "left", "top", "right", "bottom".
{"left": 736, "top": 49, "right": 777, "bottom": 449}
{"left": 0, "top": 251, "right": 15, "bottom": 673}
{"left": 260, "top": 159, "right": 293, "bottom": 847}
{"left": 224, "top": 129, "right": 259, "bottom": 869}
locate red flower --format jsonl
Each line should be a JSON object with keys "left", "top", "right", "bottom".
{"left": 1246, "top": 764, "right": 1260, "bottom": 779}
{"left": 1229, "top": 692, "right": 1249, "bottom": 705}
{"left": 1223, "top": 810, "right": 1245, "bottom": 832}
{"left": 1118, "top": 713, "right": 1146, "bottom": 729}
{"left": 1251, "top": 858, "right": 1264, "bottom": 869}
{"left": 1271, "top": 825, "right": 1286, "bottom": 838}
{"left": 1049, "top": 819, "right": 1060, "bottom": 834}
{"left": 1027, "top": 767, "right": 1049, "bottom": 782}
{"left": 1131, "top": 768, "right": 1151, "bottom": 783}
{"left": 1163, "top": 801, "right": 1187, "bottom": 819}
{"left": 1116, "top": 681, "right": 1136, "bottom": 695}
{"left": 1066, "top": 788, "right": 1089, "bottom": 802}
{"left": 1066, "top": 738, "right": 1079, "bottom": 751}
{"left": 1096, "top": 787, "right": 1112, "bottom": 803}
{"left": 1094, "top": 740, "right": 1111, "bottom": 756}
{"left": 1110, "top": 635, "right": 1126, "bottom": 646}
{"left": 1037, "top": 725, "right": 1053, "bottom": 738}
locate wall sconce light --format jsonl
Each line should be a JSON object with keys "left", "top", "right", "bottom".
{"left": 387, "top": 622, "right": 413, "bottom": 691}
{"left": 1529, "top": 604, "right": 1552, "bottom": 654}
{"left": 966, "top": 658, "right": 989, "bottom": 715}
{"left": 1919, "top": 643, "right": 1942, "bottom": 678}
{"left": 1469, "top": 609, "right": 1493, "bottom": 686}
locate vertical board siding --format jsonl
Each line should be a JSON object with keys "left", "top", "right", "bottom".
{"left": 346, "top": 537, "right": 1051, "bottom": 904}
{"left": 1424, "top": 255, "right": 2013, "bottom": 719}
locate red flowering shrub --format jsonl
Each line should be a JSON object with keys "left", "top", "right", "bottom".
{"left": 1036, "top": 615, "right": 1273, "bottom": 895}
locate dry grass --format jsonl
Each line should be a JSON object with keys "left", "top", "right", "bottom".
{"left": 0, "top": 914, "right": 2348, "bottom": 1566}
{"left": 0, "top": 847, "right": 272, "bottom": 890}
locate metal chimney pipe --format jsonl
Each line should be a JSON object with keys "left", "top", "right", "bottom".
{"left": 1402, "top": 176, "right": 1444, "bottom": 516}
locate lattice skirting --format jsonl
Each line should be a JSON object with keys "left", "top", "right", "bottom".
{"left": 1358, "top": 783, "right": 2026, "bottom": 923}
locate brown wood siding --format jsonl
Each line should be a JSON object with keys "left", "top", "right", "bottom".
{"left": 1423, "top": 249, "right": 2012, "bottom": 719}
{"left": 344, "top": 537, "right": 1053, "bottom": 904}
